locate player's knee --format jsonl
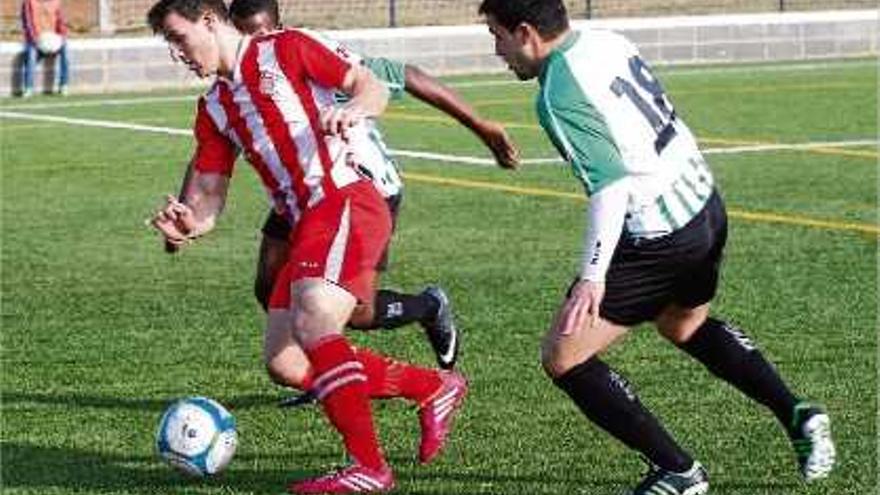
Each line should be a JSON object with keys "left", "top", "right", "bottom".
{"left": 347, "top": 304, "right": 374, "bottom": 329}
{"left": 657, "top": 304, "right": 710, "bottom": 344}
{"left": 541, "top": 342, "right": 588, "bottom": 379}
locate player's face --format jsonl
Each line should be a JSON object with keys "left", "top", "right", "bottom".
{"left": 161, "top": 11, "right": 220, "bottom": 78}
{"left": 232, "top": 11, "right": 275, "bottom": 36}
{"left": 485, "top": 15, "right": 539, "bottom": 80}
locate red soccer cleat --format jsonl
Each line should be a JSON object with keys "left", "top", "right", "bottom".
{"left": 418, "top": 371, "right": 468, "bottom": 464}
{"left": 288, "top": 463, "right": 395, "bottom": 494}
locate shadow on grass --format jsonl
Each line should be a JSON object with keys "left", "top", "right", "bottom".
{"left": 0, "top": 442, "right": 307, "bottom": 493}
{"left": 1, "top": 441, "right": 625, "bottom": 494}
{"left": 2, "top": 391, "right": 285, "bottom": 412}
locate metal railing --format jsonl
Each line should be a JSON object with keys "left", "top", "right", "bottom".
{"left": 1, "top": 0, "right": 875, "bottom": 37}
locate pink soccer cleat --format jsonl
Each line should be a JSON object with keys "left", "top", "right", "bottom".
{"left": 418, "top": 371, "right": 468, "bottom": 464}
{"left": 287, "top": 463, "right": 394, "bottom": 494}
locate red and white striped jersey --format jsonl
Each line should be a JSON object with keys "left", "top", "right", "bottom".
{"left": 193, "top": 29, "right": 376, "bottom": 224}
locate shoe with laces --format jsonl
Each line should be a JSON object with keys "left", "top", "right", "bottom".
{"left": 418, "top": 371, "right": 468, "bottom": 464}
{"left": 629, "top": 461, "right": 709, "bottom": 495}
{"left": 288, "top": 463, "right": 394, "bottom": 494}
{"left": 420, "top": 286, "right": 459, "bottom": 370}
{"left": 789, "top": 402, "right": 835, "bottom": 482}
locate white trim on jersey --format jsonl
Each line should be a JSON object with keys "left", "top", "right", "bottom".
{"left": 204, "top": 85, "right": 301, "bottom": 222}
{"left": 257, "top": 40, "right": 333, "bottom": 209}
{"left": 232, "top": 79, "right": 302, "bottom": 224}
{"left": 324, "top": 198, "right": 351, "bottom": 283}
{"left": 304, "top": 80, "right": 363, "bottom": 195}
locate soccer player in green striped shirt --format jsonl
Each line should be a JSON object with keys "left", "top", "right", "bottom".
{"left": 479, "top": 1, "right": 835, "bottom": 493}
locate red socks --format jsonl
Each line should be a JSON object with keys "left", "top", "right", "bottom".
{"left": 305, "top": 335, "right": 385, "bottom": 470}
{"left": 354, "top": 347, "right": 442, "bottom": 403}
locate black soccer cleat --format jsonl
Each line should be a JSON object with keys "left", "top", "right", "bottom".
{"left": 420, "top": 286, "right": 459, "bottom": 370}
{"left": 278, "top": 390, "right": 317, "bottom": 409}
{"left": 629, "top": 461, "right": 709, "bottom": 495}
{"left": 788, "top": 402, "right": 836, "bottom": 482}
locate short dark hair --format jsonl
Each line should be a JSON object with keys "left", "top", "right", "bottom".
{"left": 228, "top": 0, "right": 280, "bottom": 26}
{"left": 478, "top": 0, "right": 569, "bottom": 38}
{"left": 147, "top": 0, "right": 228, "bottom": 34}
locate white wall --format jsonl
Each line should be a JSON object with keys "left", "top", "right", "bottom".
{"left": 1, "top": 9, "right": 876, "bottom": 96}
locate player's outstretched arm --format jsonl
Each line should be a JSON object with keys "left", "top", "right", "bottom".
{"left": 151, "top": 166, "right": 229, "bottom": 249}
{"left": 403, "top": 64, "right": 520, "bottom": 169}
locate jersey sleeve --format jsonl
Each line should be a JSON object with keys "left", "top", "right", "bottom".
{"left": 537, "top": 56, "right": 626, "bottom": 196}
{"left": 281, "top": 29, "right": 354, "bottom": 90}
{"left": 192, "top": 98, "right": 238, "bottom": 177}
{"left": 363, "top": 57, "right": 407, "bottom": 101}
{"left": 578, "top": 179, "right": 629, "bottom": 282}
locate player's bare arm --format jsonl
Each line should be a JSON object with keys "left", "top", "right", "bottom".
{"left": 321, "top": 64, "right": 389, "bottom": 138}
{"left": 403, "top": 64, "right": 520, "bottom": 169}
{"left": 151, "top": 169, "right": 229, "bottom": 247}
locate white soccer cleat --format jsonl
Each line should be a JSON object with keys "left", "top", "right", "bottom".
{"left": 790, "top": 403, "right": 836, "bottom": 482}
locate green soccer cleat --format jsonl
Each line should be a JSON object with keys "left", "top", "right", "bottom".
{"left": 789, "top": 402, "right": 836, "bottom": 482}
{"left": 629, "top": 461, "right": 709, "bottom": 495}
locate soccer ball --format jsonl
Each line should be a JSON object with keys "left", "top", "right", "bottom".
{"left": 155, "top": 397, "right": 237, "bottom": 477}
{"left": 36, "top": 32, "right": 63, "bottom": 55}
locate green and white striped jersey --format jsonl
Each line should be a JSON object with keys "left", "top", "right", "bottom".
{"left": 537, "top": 29, "right": 714, "bottom": 238}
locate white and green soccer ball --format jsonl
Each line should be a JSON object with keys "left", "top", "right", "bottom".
{"left": 156, "top": 397, "right": 237, "bottom": 477}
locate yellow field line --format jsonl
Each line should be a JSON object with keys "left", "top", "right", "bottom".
{"left": 385, "top": 111, "right": 876, "bottom": 161}
{"left": 804, "top": 147, "right": 878, "bottom": 160}
{"left": 699, "top": 136, "right": 765, "bottom": 146}
{"left": 402, "top": 172, "right": 879, "bottom": 236}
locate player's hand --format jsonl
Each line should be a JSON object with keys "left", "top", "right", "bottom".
{"left": 150, "top": 194, "right": 198, "bottom": 247}
{"left": 556, "top": 279, "right": 605, "bottom": 336}
{"left": 321, "top": 104, "right": 366, "bottom": 141}
{"left": 476, "top": 119, "right": 520, "bottom": 169}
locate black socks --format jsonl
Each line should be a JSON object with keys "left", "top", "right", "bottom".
{"left": 679, "top": 317, "right": 798, "bottom": 427}
{"left": 554, "top": 357, "right": 694, "bottom": 472}
{"left": 366, "top": 289, "right": 438, "bottom": 330}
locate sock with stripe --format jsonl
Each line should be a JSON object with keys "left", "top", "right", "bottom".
{"left": 354, "top": 347, "right": 442, "bottom": 402}
{"left": 306, "top": 335, "right": 385, "bottom": 470}
{"left": 678, "top": 317, "right": 799, "bottom": 427}
{"left": 554, "top": 357, "right": 694, "bottom": 473}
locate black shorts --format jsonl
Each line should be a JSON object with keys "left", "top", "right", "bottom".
{"left": 261, "top": 193, "right": 403, "bottom": 272}
{"left": 569, "top": 190, "right": 728, "bottom": 327}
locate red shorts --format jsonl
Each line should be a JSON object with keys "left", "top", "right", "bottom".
{"left": 268, "top": 181, "right": 392, "bottom": 308}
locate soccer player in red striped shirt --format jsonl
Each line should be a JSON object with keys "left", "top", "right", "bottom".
{"left": 147, "top": 0, "right": 467, "bottom": 491}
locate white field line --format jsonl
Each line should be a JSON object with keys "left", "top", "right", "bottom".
{"left": 2, "top": 58, "right": 874, "bottom": 111}
{"left": 0, "top": 111, "right": 190, "bottom": 136}
{"left": 449, "top": 59, "right": 878, "bottom": 87}
{"left": 1, "top": 110, "right": 875, "bottom": 166}
{"left": 0, "top": 95, "right": 196, "bottom": 111}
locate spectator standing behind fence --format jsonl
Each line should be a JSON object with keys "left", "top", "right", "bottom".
{"left": 20, "top": 0, "right": 70, "bottom": 97}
